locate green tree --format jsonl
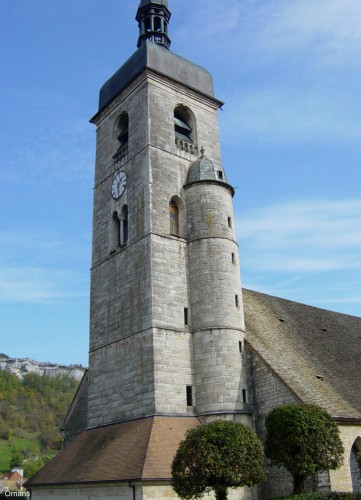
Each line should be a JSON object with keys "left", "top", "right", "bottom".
{"left": 265, "top": 404, "right": 344, "bottom": 494}
{"left": 9, "top": 447, "right": 24, "bottom": 469}
{"left": 171, "top": 420, "right": 266, "bottom": 500}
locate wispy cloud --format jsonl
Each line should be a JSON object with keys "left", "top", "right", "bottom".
{"left": 221, "top": 85, "right": 361, "bottom": 144}
{"left": 179, "top": 0, "right": 361, "bottom": 144}
{"left": 0, "top": 229, "right": 90, "bottom": 265}
{"left": 0, "top": 266, "right": 88, "bottom": 304}
{"left": 0, "top": 229, "right": 90, "bottom": 304}
{"left": 185, "top": 0, "right": 361, "bottom": 67}
{"left": 255, "top": 0, "right": 361, "bottom": 67}
{"left": 236, "top": 199, "right": 361, "bottom": 273}
{"left": 236, "top": 198, "right": 361, "bottom": 313}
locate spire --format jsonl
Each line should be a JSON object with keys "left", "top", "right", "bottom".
{"left": 136, "top": 0, "right": 171, "bottom": 50}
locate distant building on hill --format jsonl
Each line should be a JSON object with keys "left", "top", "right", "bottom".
{"left": 0, "top": 469, "right": 25, "bottom": 495}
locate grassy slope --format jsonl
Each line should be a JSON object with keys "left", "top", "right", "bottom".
{"left": 0, "top": 437, "right": 38, "bottom": 472}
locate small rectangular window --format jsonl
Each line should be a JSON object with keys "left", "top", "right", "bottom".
{"left": 231, "top": 253, "right": 235, "bottom": 264}
{"left": 239, "top": 341, "right": 243, "bottom": 353}
{"left": 186, "top": 385, "right": 193, "bottom": 406}
{"left": 242, "top": 389, "right": 247, "bottom": 403}
{"left": 184, "top": 307, "right": 189, "bottom": 325}
{"left": 218, "top": 171, "right": 223, "bottom": 180}
{"left": 228, "top": 217, "right": 232, "bottom": 228}
{"left": 235, "top": 295, "right": 239, "bottom": 307}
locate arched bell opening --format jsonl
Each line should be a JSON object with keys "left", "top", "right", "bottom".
{"left": 174, "top": 105, "right": 198, "bottom": 156}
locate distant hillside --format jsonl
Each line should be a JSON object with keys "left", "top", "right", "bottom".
{"left": 0, "top": 364, "right": 81, "bottom": 476}
{"left": 0, "top": 354, "right": 85, "bottom": 381}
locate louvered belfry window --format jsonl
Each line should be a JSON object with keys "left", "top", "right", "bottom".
{"left": 174, "top": 112, "right": 193, "bottom": 143}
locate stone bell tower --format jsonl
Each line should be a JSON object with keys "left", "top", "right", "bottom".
{"left": 85, "top": 0, "right": 250, "bottom": 428}
{"left": 27, "top": 1, "right": 252, "bottom": 498}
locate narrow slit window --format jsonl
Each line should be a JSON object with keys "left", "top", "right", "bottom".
{"left": 186, "top": 385, "right": 193, "bottom": 406}
{"left": 235, "top": 295, "right": 239, "bottom": 307}
{"left": 184, "top": 308, "right": 189, "bottom": 325}
{"left": 228, "top": 217, "right": 232, "bottom": 228}
{"left": 239, "top": 341, "right": 242, "bottom": 353}
{"left": 122, "top": 205, "right": 129, "bottom": 245}
{"left": 231, "top": 253, "right": 235, "bottom": 264}
{"left": 218, "top": 170, "right": 223, "bottom": 180}
{"left": 242, "top": 389, "right": 247, "bottom": 403}
{"left": 113, "top": 212, "right": 121, "bottom": 248}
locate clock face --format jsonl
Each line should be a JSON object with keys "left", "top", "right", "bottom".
{"left": 111, "top": 171, "right": 127, "bottom": 199}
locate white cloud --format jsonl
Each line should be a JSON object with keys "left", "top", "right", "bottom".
{"left": 0, "top": 266, "right": 88, "bottom": 304}
{"left": 0, "top": 229, "right": 90, "bottom": 264}
{"left": 257, "top": 0, "right": 361, "bottom": 66}
{"left": 236, "top": 199, "right": 361, "bottom": 273}
{"left": 179, "top": 0, "right": 361, "bottom": 144}
{"left": 0, "top": 229, "right": 90, "bottom": 304}
{"left": 221, "top": 84, "right": 361, "bottom": 144}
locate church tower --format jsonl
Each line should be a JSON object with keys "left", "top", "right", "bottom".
{"left": 86, "top": 0, "right": 250, "bottom": 429}
{"left": 28, "top": 2, "right": 252, "bottom": 498}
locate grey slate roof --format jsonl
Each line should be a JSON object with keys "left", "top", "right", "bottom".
{"left": 243, "top": 288, "right": 361, "bottom": 419}
{"left": 97, "top": 41, "right": 215, "bottom": 114}
{"left": 186, "top": 156, "right": 228, "bottom": 184}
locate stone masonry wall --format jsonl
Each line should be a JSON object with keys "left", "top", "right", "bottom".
{"left": 87, "top": 329, "right": 155, "bottom": 427}
{"left": 30, "top": 482, "right": 252, "bottom": 500}
{"left": 30, "top": 484, "right": 134, "bottom": 500}
{"left": 148, "top": 73, "right": 222, "bottom": 163}
{"left": 193, "top": 328, "right": 248, "bottom": 416}
{"left": 186, "top": 182, "right": 244, "bottom": 332}
{"left": 329, "top": 425, "right": 361, "bottom": 492}
{"left": 246, "top": 344, "right": 300, "bottom": 499}
{"left": 63, "top": 370, "right": 88, "bottom": 444}
{"left": 153, "top": 329, "right": 194, "bottom": 415}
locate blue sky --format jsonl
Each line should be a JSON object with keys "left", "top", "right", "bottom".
{"left": 1, "top": 0, "right": 360, "bottom": 366}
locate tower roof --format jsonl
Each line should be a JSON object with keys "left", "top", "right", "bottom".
{"left": 94, "top": 42, "right": 221, "bottom": 117}
{"left": 185, "top": 153, "right": 233, "bottom": 195}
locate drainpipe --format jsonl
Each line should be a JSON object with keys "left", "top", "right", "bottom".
{"left": 129, "top": 482, "right": 136, "bottom": 500}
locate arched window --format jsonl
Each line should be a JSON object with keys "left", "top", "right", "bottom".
{"left": 113, "top": 211, "right": 121, "bottom": 248}
{"left": 169, "top": 200, "right": 179, "bottom": 236}
{"left": 122, "top": 205, "right": 129, "bottom": 245}
{"left": 351, "top": 440, "right": 361, "bottom": 492}
{"left": 113, "top": 113, "right": 129, "bottom": 163}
